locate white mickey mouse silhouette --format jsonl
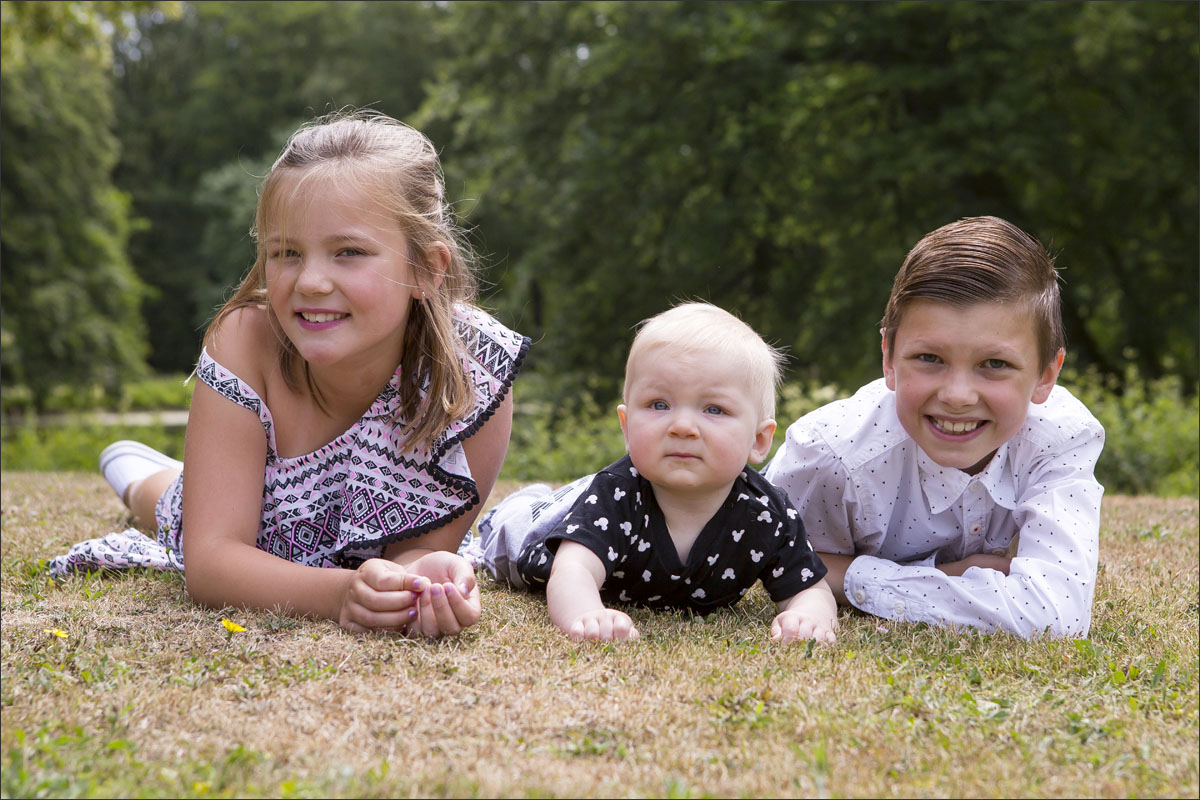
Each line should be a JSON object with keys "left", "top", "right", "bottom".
{"left": 787, "top": 507, "right": 798, "bottom": 519}
{"left": 566, "top": 524, "right": 579, "bottom": 534}
{"left": 613, "top": 487, "right": 626, "bottom": 501}
{"left": 772, "top": 567, "right": 785, "bottom": 578}
{"left": 642, "top": 569, "right": 652, "bottom": 582}
{"left": 750, "top": 550, "right": 763, "bottom": 562}
{"left": 629, "top": 466, "right": 639, "bottom": 476}
{"left": 614, "top": 570, "right": 625, "bottom": 579}
{"left": 538, "top": 551, "right": 547, "bottom": 566}
{"left": 648, "top": 595, "right": 661, "bottom": 602}
{"left": 737, "top": 493, "right": 750, "bottom": 502}
{"left": 620, "top": 521, "right": 633, "bottom": 536}
{"left": 759, "top": 494, "right": 770, "bottom": 506}
{"left": 721, "top": 568, "right": 735, "bottom": 580}
{"left": 731, "top": 529, "right": 744, "bottom": 542}
{"left": 707, "top": 554, "right": 718, "bottom": 565}
{"left": 692, "top": 588, "right": 706, "bottom": 599}
{"left": 801, "top": 567, "right": 814, "bottom": 580}
{"left": 619, "top": 590, "right": 631, "bottom": 602}
{"left": 585, "top": 494, "right": 598, "bottom": 505}
{"left": 595, "top": 517, "right": 609, "bottom": 531}
{"left": 637, "top": 539, "right": 651, "bottom": 552}
{"left": 774, "top": 523, "right": 782, "bottom": 537}
{"left": 607, "top": 547, "right": 618, "bottom": 561}
{"left": 757, "top": 510, "right": 772, "bottom": 523}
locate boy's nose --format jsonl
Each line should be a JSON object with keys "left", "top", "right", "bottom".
{"left": 667, "top": 410, "right": 700, "bottom": 437}
{"left": 938, "top": 371, "right": 978, "bottom": 409}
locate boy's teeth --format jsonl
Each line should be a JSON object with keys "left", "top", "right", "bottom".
{"left": 934, "top": 418, "right": 982, "bottom": 434}
{"left": 300, "top": 312, "right": 347, "bottom": 323}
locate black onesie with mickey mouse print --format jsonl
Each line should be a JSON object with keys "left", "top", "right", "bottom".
{"left": 515, "top": 455, "right": 828, "bottom": 612}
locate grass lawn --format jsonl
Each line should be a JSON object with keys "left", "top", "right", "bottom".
{"left": 2, "top": 472, "right": 1197, "bottom": 798}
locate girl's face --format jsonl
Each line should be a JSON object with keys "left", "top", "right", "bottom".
{"left": 264, "top": 177, "right": 420, "bottom": 378}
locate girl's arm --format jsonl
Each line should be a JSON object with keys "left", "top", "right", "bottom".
{"left": 180, "top": 312, "right": 425, "bottom": 632}
{"left": 771, "top": 578, "right": 838, "bottom": 644}
{"left": 383, "top": 390, "right": 516, "bottom": 637}
{"left": 547, "top": 541, "right": 639, "bottom": 641}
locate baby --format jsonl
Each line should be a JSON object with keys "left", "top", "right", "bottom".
{"left": 463, "top": 302, "right": 837, "bottom": 643}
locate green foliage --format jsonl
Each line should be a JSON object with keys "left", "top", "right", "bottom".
{"left": 0, "top": 1, "right": 163, "bottom": 405}
{"left": 1061, "top": 368, "right": 1200, "bottom": 498}
{"left": 0, "top": 422, "right": 184, "bottom": 472}
{"left": 418, "top": 1, "right": 1198, "bottom": 397}
{"left": 1, "top": 374, "right": 193, "bottom": 415}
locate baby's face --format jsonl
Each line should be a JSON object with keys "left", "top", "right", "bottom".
{"left": 883, "top": 299, "right": 1062, "bottom": 475}
{"left": 618, "top": 348, "right": 774, "bottom": 499}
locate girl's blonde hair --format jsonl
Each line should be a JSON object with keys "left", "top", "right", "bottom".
{"left": 205, "top": 109, "right": 478, "bottom": 452}
{"left": 625, "top": 302, "right": 784, "bottom": 419}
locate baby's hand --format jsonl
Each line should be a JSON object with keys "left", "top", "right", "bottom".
{"left": 770, "top": 608, "right": 837, "bottom": 645}
{"left": 339, "top": 558, "right": 427, "bottom": 634}
{"left": 567, "top": 608, "right": 640, "bottom": 642}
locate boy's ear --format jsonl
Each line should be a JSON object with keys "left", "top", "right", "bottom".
{"left": 881, "top": 328, "right": 897, "bottom": 391}
{"left": 749, "top": 418, "right": 777, "bottom": 465}
{"left": 1031, "top": 348, "right": 1066, "bottom": 404}
{"left": 617, "top": 404, "right": 630, "bottom": 448}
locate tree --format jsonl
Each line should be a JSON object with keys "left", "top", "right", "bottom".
{"left": 417, "top": 1, "right": 1198, "bottom": 398}
{"left": 0, "top": 1, "right": 163, "bottom": 404}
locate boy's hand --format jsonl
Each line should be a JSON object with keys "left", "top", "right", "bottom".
{"left": 567, "top": 608, "right": 640, "bottom": 642}
{"left": 937, "top": 554, "right": 1012, "bottom": 577}
{"left": 770, "top": 608, "right": 837, "bottom": 645}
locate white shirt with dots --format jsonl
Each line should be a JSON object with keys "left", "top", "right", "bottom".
{"left": 764, "top": 378, "right": 1105, "bottom": 638}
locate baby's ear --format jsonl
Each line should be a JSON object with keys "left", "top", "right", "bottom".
{"left": 749, "top": 418, "right": 777, "bottom": 464}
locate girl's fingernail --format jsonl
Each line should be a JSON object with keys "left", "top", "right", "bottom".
{"left": 408, "top": 608, "right": 418, "bottom": 619}
{"left": 459, "top": 583, "right": 470, "bottom": 596}
{"left": 431, "top": 583, "right": 443, "bottom": 597}
{"left": 412, "top": 578, "right": 428, "bottom": 592}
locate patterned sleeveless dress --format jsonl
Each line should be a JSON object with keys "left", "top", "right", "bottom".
{"left": 47, "top": 305, "right": 528, "bottom": 576}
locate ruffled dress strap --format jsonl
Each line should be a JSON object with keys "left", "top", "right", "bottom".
{"left": 194, "top": 348, "right": 278, "bottom": 462}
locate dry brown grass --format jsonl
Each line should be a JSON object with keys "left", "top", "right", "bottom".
{"left": 2, "top": 472, "right": 1197, "bottom": 798}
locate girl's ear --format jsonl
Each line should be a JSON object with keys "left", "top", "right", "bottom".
{"left": 423, "top": 241, "right": 450, "bottom": 293}
{"left": 1031, "top": 348, "right": 1065, "bottom": 404}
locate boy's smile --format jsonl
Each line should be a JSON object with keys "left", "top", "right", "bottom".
{"left": 883, "top": 299, "right": 1063, "bottom": 475}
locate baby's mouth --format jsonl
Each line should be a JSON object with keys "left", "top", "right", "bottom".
{"left": 930, "top": 417, "right": 984, "bottom": 435}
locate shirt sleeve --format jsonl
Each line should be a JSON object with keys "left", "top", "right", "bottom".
{"left": 763, "top": 423, "right": 870, "bottom": 557}
{"left": 842, "top": 427, "right": 1104, "bottom": 638}
{"left": 542, "top": 471, "right": 631, "bottom": 582}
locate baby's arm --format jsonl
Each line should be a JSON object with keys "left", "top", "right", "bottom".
{"left": 546, "top": 541, "right": 639, "bottom": 641}
{"left": 771, "top": 578, "right": 838, "bottom": 644}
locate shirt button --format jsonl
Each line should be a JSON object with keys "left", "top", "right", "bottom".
{"left": 893, "top": 602, "right": 905, "bottom": 615}
{"left": 969, "top": 524, "right": 982, "bottom": 535}
{"left": 970, "top": 482, "right": 982, "bottom": 493}
{"left": 853, "top": 589, "right": 867, "bottom": 604}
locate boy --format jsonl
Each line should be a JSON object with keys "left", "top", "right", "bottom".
{"left": 463, "top": 303, "right": 837, "bottom": 643}
{"left": 765, "top": 216, "right": 1105, "bottom": 639}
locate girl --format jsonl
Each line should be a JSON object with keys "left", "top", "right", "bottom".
{"left": 49, "top": 110, "right": 529, "bottom": 639}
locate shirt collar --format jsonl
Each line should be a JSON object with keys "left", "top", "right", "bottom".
{"left": 917, "top": 442, "right": 1016, "bottom": 514}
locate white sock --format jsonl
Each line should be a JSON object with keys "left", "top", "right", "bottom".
{"left": 99, "top": 441, "right": 183, "bottom": 501}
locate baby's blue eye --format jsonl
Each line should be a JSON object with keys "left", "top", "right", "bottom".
{"left": 704, "top": 405, "right": 725, "bottom": 415}
{"left": 650, "top": 400, "right": 669, "bottom": 411}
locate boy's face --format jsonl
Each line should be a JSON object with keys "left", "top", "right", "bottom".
{"left": 883, "top": 299, "right": 1063, "bottom": 475}
{"left": 618, "top": 346, "right": 775, "bottom": 499}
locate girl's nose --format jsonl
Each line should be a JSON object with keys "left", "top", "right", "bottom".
{"left": 295, "top": 259, "right": 333, "bottom": 296}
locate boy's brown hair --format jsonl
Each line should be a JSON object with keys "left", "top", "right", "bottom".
{"left": 880, "top": 216, "right": 1065, "bottom": 370}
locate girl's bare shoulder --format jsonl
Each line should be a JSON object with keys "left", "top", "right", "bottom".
{"left": 204, "top": 305, "right": 277, "bottom": 400}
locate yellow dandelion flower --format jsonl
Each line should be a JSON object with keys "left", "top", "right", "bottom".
{"left": 221, "top": 618, "right": 246, "bottom": 633}
{"left": 42, "top": 628, "right": 67, "bottom": 639}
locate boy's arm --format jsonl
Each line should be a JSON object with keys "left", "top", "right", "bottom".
{"left": 771, "top": 578, "right": 838, "bottom": 644}
{"left": 841, "top": 431, "right": 1104, "bottom": 638}
{"left": 546, "top": 541, "right": 640, "bottom": 641}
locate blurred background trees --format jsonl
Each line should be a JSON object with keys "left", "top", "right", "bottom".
{"left": 3, "top": 0, "right": 1197, "bottom": 405}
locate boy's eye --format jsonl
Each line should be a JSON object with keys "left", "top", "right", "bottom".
{"left": 982, "top": 358, "right": 1009, "bottom": 370}
{"left": 704, "top": 405, "right": 726, "bottom": 415}
{"left": 649, "top": 400, "right": 669, "bottom": 411}
{"left": 914, "top": 353, "right": 941, "bottom": 364}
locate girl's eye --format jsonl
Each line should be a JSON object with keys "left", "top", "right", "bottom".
{"left": 336, "top": 247, "right": 367, "bottom": 258}
{"left": 270, "top": 248, "right": 300, "bottom": 261}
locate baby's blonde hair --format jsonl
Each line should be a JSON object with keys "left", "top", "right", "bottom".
{"left": 624, "top": 302, "right": 784, "bottom": 419}
{"left": 205, "top": 109, "right": 478, "bottom": 452}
